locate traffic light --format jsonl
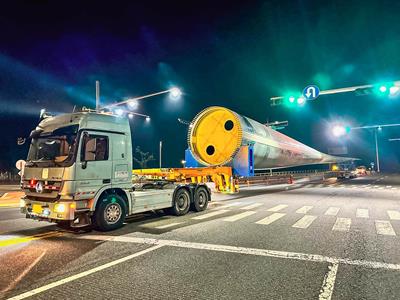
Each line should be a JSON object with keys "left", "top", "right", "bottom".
{"left": 284, "top": 94, "right": 306, "bottom": 108}
{"left": 355, "top": 82, "right": 400, "bottom": 97}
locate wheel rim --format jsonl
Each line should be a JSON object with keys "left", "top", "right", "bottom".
{"left": 104, "top": 203, "right": 122, "bottom": 224}
{"left": 197, "top": 190, "right": 207, "bottom": 207}
{"left": 176, "top": 193, "right": 189, "bottom": 211}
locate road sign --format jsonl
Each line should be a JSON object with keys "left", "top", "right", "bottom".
{"left": 302, "top": 85, "right": 320, "bottom": 100}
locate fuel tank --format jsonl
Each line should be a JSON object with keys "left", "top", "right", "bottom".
{"left": 187, "top": 106, "right": 350, "bottom": 169}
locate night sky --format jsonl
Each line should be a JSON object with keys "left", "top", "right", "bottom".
{"left": 1, "top": 1, "right": 400, "bottom": 171}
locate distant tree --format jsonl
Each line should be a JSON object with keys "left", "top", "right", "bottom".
{"left": 133, "top": 146, "right": 155, "bottom": 169}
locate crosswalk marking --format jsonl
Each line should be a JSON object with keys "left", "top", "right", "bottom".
{"left": 296, "top": 206, "right": 313, "bottom": 214}
{"left": 386, "top": 186, "right": 392, "bottom": 188}
{"left": 192, "top": 210, "right": 230, "bottom": 220}
{"left": 223, "top": 211, "right": 256, "bottom": 222}
{"left": 217, "top": 202, "right": 245, "bottom": 209}
{"left": 256, "top": 213, "right": 286, "bottom": 225}
{"left": 292, "top": 215, "right": 317, "bottom": 229}
{"left": 240, "top": 203, "right": 263, "bottom": 210}
{"left": 155, "top": 222, "right": 182, "bottom": 229}
{"left": 356, "top": 209, "right": 369, "bottom": 219}
{"left": 267, "top": 204, "right": 288, "bottom": 212}
{"left": 387, "top": 210, "right": 400, "bottom": 220}
{"left": 332, "top": 218, "right": 351, "bottom": 232}
{"left": 375, "top": 220, "right": 396, "bottom": 236}
{"left": 325, "top": 207, "right": 340, "bottom": 216}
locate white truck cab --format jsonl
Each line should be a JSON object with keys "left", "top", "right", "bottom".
{"left": 20, "top": 111, "right": 210, "bottom": 231}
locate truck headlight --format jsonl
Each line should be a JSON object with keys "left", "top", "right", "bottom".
{"left": 54, "top": 203, "right": 66, "bottom": 213}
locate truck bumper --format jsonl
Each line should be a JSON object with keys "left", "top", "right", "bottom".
{"left": 21, "top": 199, "right": 76, "bottom": 221}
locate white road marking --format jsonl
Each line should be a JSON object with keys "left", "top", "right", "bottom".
{"left": 318, "top": 263, "right": 339, "bottom": 300}
{"left": 332, "top": 218, "right": 351, "bottom": 232}
{"left": 292, "top": 215, "right": 317, "bottom": 229}
{"left": 387, "top": 210, "right": 400, "bottom": 220}
{"left": 215, "top": 202, "right": 240, "bottom": 209}
{"left": 392, "top": 187, "right": 397, "bottom": 190}
{"left": 192, "top": 209, "right": 230, "bottom": 220}
{"left": 267, "top": 204, "right": 288, "bottom": 212}
{"left": 240, "top": 203, "right": 263, "bottom": 210}
{"left": 77, "top": 235, "right": 400, "bottom": 271}
{"left": 386, "top": 186, "right": 392, "bottom": 188}
{"left": 356, "top": 208, "right": 369, "bottom": 219}
{"left": 373, "top": 185, "right": 379, "bottom": 188}
{"left": 324, "top": 207, "right": 340, "bottom": 216}
{"left": 378, "top": 187, "right": 384, "bottom": 190}
{"left": 0, "top": 192, "right": 8, "bottom": 199}
{"left": 375, "top": 220, "right": 396, "bottom": 236}
{"left": 7, "top": 244, "right": 163, "bottom": 300}
{"left": 223, "top": 211, "right": 256, "bottom": 222}
{"left": 155, "top": 222, "right": 182, "bottom": 229}
{"left": 255, "top": 213, "right": 286, "bottom": 225}
{"left": 296, "top": 205, "right": 313, "bottom": 214}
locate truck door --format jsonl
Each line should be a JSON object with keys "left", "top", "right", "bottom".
{"left": 75, "top": 131, "right": 113, "bottom": 197}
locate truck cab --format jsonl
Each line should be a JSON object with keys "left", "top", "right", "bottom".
{"left": 20, "top": 110, "right": 210, "bottom": 231}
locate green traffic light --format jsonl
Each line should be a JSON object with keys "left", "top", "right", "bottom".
{"left": 379, "top": 85, "right": 387, "bottom": 93}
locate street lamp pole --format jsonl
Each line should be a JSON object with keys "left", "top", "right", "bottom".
{"left": 374, "top": 128, "right": 380, "bottom": 173}
{"left": 159, "top": 141, "right": 162, "bottom": 168}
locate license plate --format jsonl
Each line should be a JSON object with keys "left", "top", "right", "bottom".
{"left": 32, "top": 204, "right": 42, "bottom": 214}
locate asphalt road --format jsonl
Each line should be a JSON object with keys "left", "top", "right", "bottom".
{"left": 1, "top": 174, "right": 400, "bottom": 299}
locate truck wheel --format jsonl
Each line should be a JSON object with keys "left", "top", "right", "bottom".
{"left": 170, "top": 188, "right": 190, "bottom": 216}
{"left": 93, "top": 194, "right": 127, "bottom": 231}
{"left": 193, "top": 186, "right": 209, "bottom": 212}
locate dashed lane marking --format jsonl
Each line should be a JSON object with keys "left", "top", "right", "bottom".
{"left": 240, "top": 203, "right": 263, "bottom": 210}
{"left": 356, "top": 209, "right": 369, "bottom": 219}
{"left": 324, "top": 207, "right": 340, "bottom": 216}
{"left": 296, "top": 206, "right": 313, "bottom": 214}
{"left": 292, "top": 215, "right": 317, "bottom": 229}
{"left": 375, "top": 220, "right": 396, "bottom": 236}
{"left": 192, "top": 210, "right": 230, "bottom": 220}
{"left": 387, "top": 210, "right": 400, "bottom": 220}
{"left": 255, "top": 213, "right": 286, "bottom": 225}
{"left": 332, "top": 218, "right": 351, "bottom": 232}
{"left": 223, "top": 211, "right": 256, "bottom": 222}
{"left": 267, "top": 204, "right": 288, "bottom": 212}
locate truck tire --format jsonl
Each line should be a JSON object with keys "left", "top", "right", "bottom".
{"left": 93, "top": 194, "right": 127, "bottom": 231}
{"left": 193, "top": 186, "right": 209, "bottom": 212}
{"left": 170, "top": 188, "right": 190, "bottom": 216}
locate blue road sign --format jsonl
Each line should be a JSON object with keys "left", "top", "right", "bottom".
{"left": 303, "top": 85, "right": 320, "bottom": 100}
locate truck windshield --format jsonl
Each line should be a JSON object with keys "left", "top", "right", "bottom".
{"left": 27, "top": 125, "right": 79, "bottom": 167}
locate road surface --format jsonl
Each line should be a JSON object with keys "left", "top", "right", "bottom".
{"left": 1, "top": 174, "right": 400, "bottom": 299}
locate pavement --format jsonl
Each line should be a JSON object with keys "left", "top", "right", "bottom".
{"left": 1, "top": 174, "right": 400, "bottom": 299}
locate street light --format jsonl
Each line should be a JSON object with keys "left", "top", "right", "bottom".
{"left": 181, "top": 160, "right": 186, "bottom": 167}
{"left": 330, "top": 122, "right": 400, "bottom": 173}
{"left": 100, "top": 86, "right": 183, "bottom": 110}
{"left": 169, "top": 87, "right": 182, "bottom": 100}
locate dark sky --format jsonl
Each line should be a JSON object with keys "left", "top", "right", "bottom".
{"left": 1, "top": 0, "right": 400, "bottom": 171}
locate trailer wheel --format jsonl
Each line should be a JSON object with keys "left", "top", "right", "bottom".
{"left": 93, "top": 194, "right": 126, "bottom": 231}
{"left": 170, "top": 188, "right": 190, "bottom": 216}
{"left": 193, "top": 186, "right": 209, "bottom": 212}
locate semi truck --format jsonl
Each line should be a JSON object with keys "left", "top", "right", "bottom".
{"left": 19, "top": 109, "right": 211, "bottom": 231}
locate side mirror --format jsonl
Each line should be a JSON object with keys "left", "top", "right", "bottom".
{"left": 80, "top": 132, "right": 90, "bottom": 169}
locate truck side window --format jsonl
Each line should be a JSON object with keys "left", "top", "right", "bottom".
{"left": 82, "top": 135, "right": 109, "bottom": 161}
